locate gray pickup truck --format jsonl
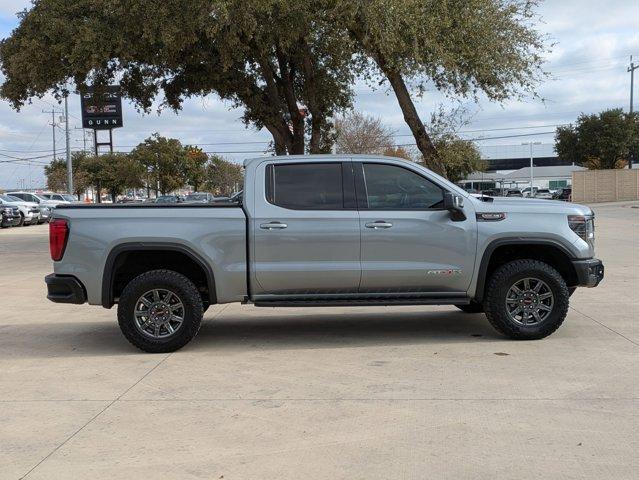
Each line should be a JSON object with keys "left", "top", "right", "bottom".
{"left": 45, "top": 155, "right": 604, "bottom": 352}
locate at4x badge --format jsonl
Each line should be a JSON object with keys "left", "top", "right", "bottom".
{"left": 426, "top": 269, "right": 463, "bottom": 277}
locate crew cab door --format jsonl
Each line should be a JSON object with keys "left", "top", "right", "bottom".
{"left": 250, "top": 160, "right": 360, "bottom": 295}
{"left": 355, "top": 161, "right": 476, "bottom": 293}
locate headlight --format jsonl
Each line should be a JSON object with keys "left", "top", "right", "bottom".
{"left": 568, "top": 215, "right": 595, "bottom": 247}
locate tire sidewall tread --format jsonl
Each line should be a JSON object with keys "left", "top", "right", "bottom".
{"left": 484, "top": 259, "right": 569, "bottom": 340}
{"left": 117, "top": 269, "right": 203, "bottom": 353}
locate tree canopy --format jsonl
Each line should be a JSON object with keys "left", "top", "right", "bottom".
{"left": 1, "top": 1, "right": 548, "bottom": 175}
{"left": 555, "top": 109, "right": 639, "bottom": 170}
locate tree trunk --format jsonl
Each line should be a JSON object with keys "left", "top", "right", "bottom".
{"left": 383, "top": 68, "right": 447, "bottom": 177}
{"left": 349, "top": 25, "right": 447, "bottom": 177}
{"left": 96, "top": 182, "right": 102, "bottom": 204}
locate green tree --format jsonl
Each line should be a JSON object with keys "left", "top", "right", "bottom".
{"left": 340, "top": 0, "right": 548, "bottom": 176}
{"left": 0, "top": 0, "right": 355, "bottom": 155}
{"left": 44, "top": 152, "right": 92, "bottom": 198}
{"left": 428, "top": 107, "right": 485, "bottom": 182}
{"left": 555, "top": 109, "right": 639, "bottom": 170}
{"left": 100, "top": 153, "right": 145, "bottom": 201}
{"left": 130, "top": 134, "right": 188, "bottom": 195}
{"left": 205, "top": 156, "right": 244, "bottom": 197}
{"left": 183, "top": 146, "right": 209, "bottom": 192}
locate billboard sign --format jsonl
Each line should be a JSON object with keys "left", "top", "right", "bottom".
{"left": 80, "top": 85, "right": 123, "bottom": 130}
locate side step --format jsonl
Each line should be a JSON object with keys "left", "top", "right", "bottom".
{"left": 253, "top": 294, "right": 469, "bottom": 308}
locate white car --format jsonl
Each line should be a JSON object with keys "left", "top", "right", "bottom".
{"left": 7, "top": 191, "right": 61, "bottom": 222}
{"left": 40, "top": 192, "right": 77, "bottom": 203}
{"left": 0, "top": 194, "right": 40, "bottom": 226}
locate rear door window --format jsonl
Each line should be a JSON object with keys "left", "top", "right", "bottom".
{"left": 266, "top": 163, "right": 344, "bottom": 210}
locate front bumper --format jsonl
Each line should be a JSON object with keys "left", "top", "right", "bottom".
{"left": 45, "top": 274, "right": 87, "bottom": 304}
{"left": 572, "top": 258, "right": 604, "bottom": 287}
{"left": 1, "top": 214, "right": 21, "bottom": 227}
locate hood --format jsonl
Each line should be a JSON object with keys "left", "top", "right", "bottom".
{"left": 3, "top": 200, "right": 39, "bottom": 208}
{"left": 471, "top": 196, "right": 592, "bottom": 216}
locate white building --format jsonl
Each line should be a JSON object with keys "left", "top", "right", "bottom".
{"left": 459, "top": 165, "right": 586, "bottom": 192}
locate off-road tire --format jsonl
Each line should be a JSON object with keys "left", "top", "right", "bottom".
{"left": 484, "top": 259, "right": 569, "bottom": 340}
{"left": 118, "top": 270, "right": 203, "bottom": 353}
{"left": 455, "top": 301, "right": 484, "bottom": 313}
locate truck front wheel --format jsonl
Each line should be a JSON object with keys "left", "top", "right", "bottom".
{"left": 483, "top": 259, "right": 569, "bottom": 340}
{"left": 118, "top": 270, "right": 203, "bottom": 353}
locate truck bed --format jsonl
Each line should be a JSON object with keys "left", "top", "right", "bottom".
{"left": 52, "top": 204, "right": 248, "bottom": 305}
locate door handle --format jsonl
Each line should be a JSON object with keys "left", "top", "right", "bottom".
{"left": 365, "top": 221, "right": 393, "bottom": 229}
{"left": 260, "top": 222, "right": 288, "bottom": 230}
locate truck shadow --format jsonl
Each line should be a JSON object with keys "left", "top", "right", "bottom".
{"left": 194, "top": 308, "right": 501, "bottom": 351}
{"left": 0, "top": 309, "right": 501, "bottom": 359}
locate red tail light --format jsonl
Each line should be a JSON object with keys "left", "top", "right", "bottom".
{"left": 49, "top": 219, "right": 69, "bottom": 261}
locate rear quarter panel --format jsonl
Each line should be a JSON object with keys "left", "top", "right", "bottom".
{"left": 52, "top": 206, "right": 247, "bottom": 305}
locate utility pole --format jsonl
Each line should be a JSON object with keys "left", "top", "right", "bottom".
{"left": 42, "top": 108, "right": 62, "bottom": 161}
{"left": 64, "top": 94, "right": 73, "bottom": 194}
{"left": 629, "top": 55, "right": 638, "bottom": 169}
{"left": 522, "top": 141, "right": 542, "bottom": 197}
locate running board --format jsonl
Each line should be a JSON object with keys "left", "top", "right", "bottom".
{"left": 253, "top": 294, "right": 469, "bottom": 308}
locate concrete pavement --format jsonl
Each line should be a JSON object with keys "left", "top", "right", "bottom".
{"left": 1, "top": 204, "right": 638, "bottom": 479}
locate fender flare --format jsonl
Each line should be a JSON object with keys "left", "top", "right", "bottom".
{"left": 101, "top": 242, "right": 216, "bottom": 308}
{"left": 473, "top": 238, "right": 576, "bottom": 302}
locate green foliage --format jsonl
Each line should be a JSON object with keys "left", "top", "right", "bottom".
{"left": 44, "top": 152, "right": 92, "bottom": 197}
{"left": 428, "top": 106, "right": 484, "bottom": 182}
{"left": 555, "top": 109, "right": 639, "bottom": 170}
{"left": 0, "top": 0, "right": 355, "bottom": 155}
{"left": 204, "top": 156, "right": 244, "bottom": 197}
{"left": 83, "top": 152, "right": 144, "bottom": 200}
{"left": 129, "top": 134, "right": 188, "bottom": 195}
{"left": 183, "top": 146, "right": 209, "bottom": 192}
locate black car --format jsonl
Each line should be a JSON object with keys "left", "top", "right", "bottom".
{"left": 1, "top": 205, "right": 21, "bottom": 228}
{"left": 505, "top": 189, "right": 523, "bottom": 197}
{"left": 552, "top": 187, "right": 572, "bottom": 201}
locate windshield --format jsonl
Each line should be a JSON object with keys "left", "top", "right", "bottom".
{"left": 4, "top": 195, "right": 23, "bottom": 202}
{"left": 0, "top": 195, "right": 17, "bottom": 202}
{"left": 60, "top": 194, "right": 76, "bottom": 201}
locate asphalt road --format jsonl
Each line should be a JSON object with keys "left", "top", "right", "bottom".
{"left": 1, "top": 203, "right": 638, "bottom": 479}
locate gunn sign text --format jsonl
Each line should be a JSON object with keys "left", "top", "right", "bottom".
{"left": 80, "top": 86, "right": 123, "bottom": 130}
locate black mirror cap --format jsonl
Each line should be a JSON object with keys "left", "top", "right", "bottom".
{"left": 443, "top": 192, "right": 466, "bottom": 222}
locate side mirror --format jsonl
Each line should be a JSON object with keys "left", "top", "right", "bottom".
{"left": 443, "top": 192, "right": 466, "bottom": 221}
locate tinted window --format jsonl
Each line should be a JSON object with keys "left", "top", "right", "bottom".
{"left": 362, "top": 163, "right": 443, "bottom": 209}
{"left": 267, "top": 163, "right": 343, "bottom": 210}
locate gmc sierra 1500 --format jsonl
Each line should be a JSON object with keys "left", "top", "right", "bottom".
{"left": 45, "top": 155, "right": 604, "bottom": 352}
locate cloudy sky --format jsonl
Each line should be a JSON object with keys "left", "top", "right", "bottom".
{"left": 1, "top": 0, "right": 638, "bottom": 189}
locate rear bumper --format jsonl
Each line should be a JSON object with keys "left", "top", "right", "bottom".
{"left": 572, "top": 258, "right": 604, "bottom": 287}
{"left": 45, "top": 274, "right": 87, "bottom": 304}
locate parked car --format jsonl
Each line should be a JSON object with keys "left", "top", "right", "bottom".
{"left": 184, "top": 192, "right": 223, "bottom": 203}
{"left": 1, "top": 204, "right": 21, "bottom": 228}
{"left": 505, "top": 189, "right": 523, "bottom": 197}
{"left": 46, "top": 154, "right": 604, "bottom": 353}
{"left": 553, "top": 188, "right": 572, "bottom": 201}
{"left": 41, "top": 192, "right": 78, "bottom": 203}
{"left": 535, "top": 188, "right": 554, "bottom": 200}
{"left": 7, "top": 191, "right": 57, "bottom": 222}
{"left": 154, "top": 195, "right": 183, "bottom": 204}
{"left": 0, "top": 194, "right": 40, "bottom": 226}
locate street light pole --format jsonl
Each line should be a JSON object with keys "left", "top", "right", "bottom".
{"left": 64, "top": 94, "right": 73, "bottom": 194}
{"left": 522, "top": 141, "right": 542, "bottom": 197}
{"left": 629, "top": 55, "right": 638, "bottom": 169}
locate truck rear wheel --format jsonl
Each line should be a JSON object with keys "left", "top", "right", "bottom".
{"left": 483, "top": 259, "right": 569, "bottom": 340}
{"left": 117, "top": 269, "right": 203, "bottom": 353}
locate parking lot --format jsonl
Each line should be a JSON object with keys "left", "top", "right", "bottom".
{"left": 1, "top": 202, "right": 638, "bottom": 480}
